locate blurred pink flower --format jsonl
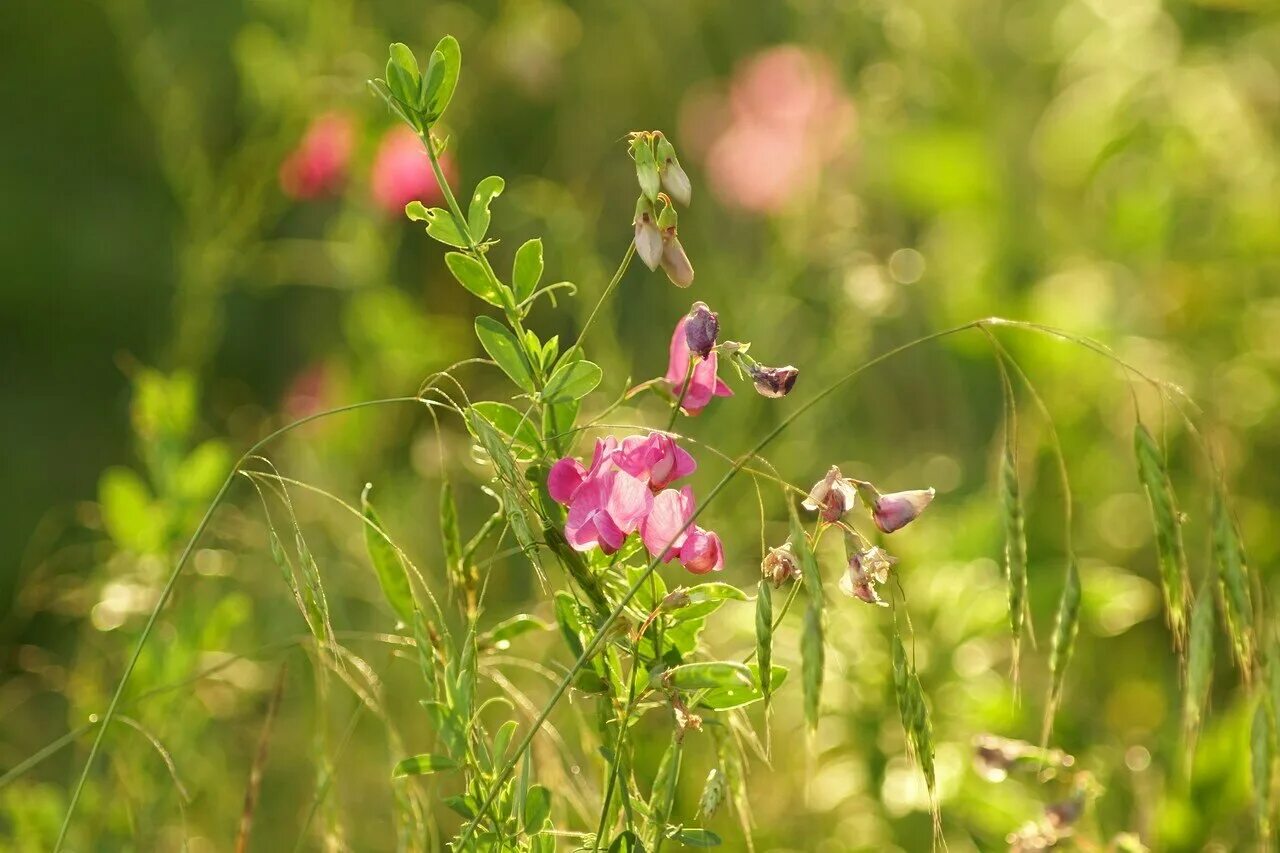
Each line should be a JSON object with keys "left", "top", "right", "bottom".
{"left": 679, "top": 527, "right": 724, "bottom": 574}
{"left": 665, "top": 316, "right": 732, "bottom": 415}
{"left": 279, "top": 112, "right": 355, "bottom": 200}
{"left": 283, "top": 361, "right": 332, "bottom": 420}
{"left": 370, "top": 126, "right": 453, "bottom": 214}
{"left": 690, "top": 45, "right": 856, "bottom": 214}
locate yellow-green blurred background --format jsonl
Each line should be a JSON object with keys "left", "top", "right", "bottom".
{"left": 2, "top": 0, "right": 1278, "bottom": 849}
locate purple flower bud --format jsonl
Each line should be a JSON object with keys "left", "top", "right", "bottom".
{"left": 801, "top": 466, "right": 858, "bottom": 523}
{"left": 633, "top": 196, "right": 663, "bottom": 271}
{"left": 871, "top": 488, "right": 936, "bottom": 533}
{"left": 684, "top": 302, "right": 719, "bottom": 359}
{"left": 749, "top": 363, "right": 799, "bottom": 398}
{"left": 761, "top": 542, "right": 800, "bottom": 588}
{"left": 660, "top": 230, "right": 694, "bottom": 288}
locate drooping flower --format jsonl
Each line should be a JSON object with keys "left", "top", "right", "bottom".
{"left": 684, "top": 302, "right": 719, "bottom": 359}
{"left": 868, "top": 487, "right": 936, "bottom": 533}
{"left": 838, "top": 545, "right": 896, "bottom": 606}
{"left": 641, "top": 486, "right": 696, "bottom": 561}
{"left": 660, "top": 228, "right": 694, "bottom": 287}
{"left": 655, "top": 133, "right": 692, "bottom": 206}
{"left": 679, "top": 526, "right": 724, "bottom": 574}
{"left": 761, "top": 542, "right": 800, "bottom": 588}
{"left": 666, "top": 316, "right": 733, "bottom": 415}
{"left": 370, "top": 126, "right": 451, "bottom": 214}
{"left": 748, "top": 363, "right": 799, "bottom": 398}
{"left": 279, "top": 112, "right": 355, "bottom": 199}
{"left": 633, "top": 196, "right": 663, "bottom": 271}
{"left": 801, "top": 465, "right": 857, "bottom": 523}
{"left": 616, "top": 433, "right": 696, "bottom": 490}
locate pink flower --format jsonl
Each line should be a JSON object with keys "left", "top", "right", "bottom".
{"left": 616, "top": 433, "right": 696, "bottom": 490}
{"left": 549, "top": 438, "right": 652, "bottom": 554}
{"left": 642, "top": 486, "right": 696, "bottom": 562}
{"left": 871, "top": 488, "right": 935, "bottom": 533}
{"left": 666, "top": 316, "right": 732, "bottom": 415}
{"left": 370, "top": 126, "right": 452, "bottom": 214}
{"left": 802, "top": 466, "right": 858, "bottom": 523}
{"left": 279, "top": 112, "right": 355, "bottom": 200}
{"left": 679, "top": 527, "right": 724, "bottom": 574}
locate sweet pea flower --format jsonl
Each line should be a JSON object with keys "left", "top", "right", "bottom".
{"left": 680, "top": 527, "right": 725, "bottom": 574}
{"left": 870, "top": 487, "right": 936, "bottom": 533}
{"left": 839, "top": 546, "right": 895, "bottom": 606}
{"left": 547, "top": 436, "right": 618, "bottom": 503}
{"left": 616, "top": 433, "right": 696, "bottom": 490}
{"left": 684, "top": 302, "right": 719, "bottom": 359}
{"left": 666, "top": 316, "right": 732, "bottom": 415}
{"left": 761, "top": 542, "right": 800, "bottom": 588}
{"left": 370, "top": 126, "right": 452, "bottom": 214}
{"left": 749, "top": 363, "right": 799, "bottom": 398}
{"left": 641, "top": 486, "right": 696, "bottom": 561}
{"left": 802, "top": 465, "right": 857, "bottom": 523}
{"left": 548, "top": 438, "right": 652, "bottom": 554}
{"left": 279, "top": 112, "right": 355, "bottom": 199}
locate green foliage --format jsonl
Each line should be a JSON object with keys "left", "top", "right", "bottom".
{"left": 1134, "top": 423, "right": 1191, "bottom": 645}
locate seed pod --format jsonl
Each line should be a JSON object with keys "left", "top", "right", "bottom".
{"left": 698, "top": 768, "right": 727, "bottom": 818}
{"left": 1134, "top": 423, "right": 1190, "bottom": 648}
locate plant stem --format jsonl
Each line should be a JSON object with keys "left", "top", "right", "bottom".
{"left": 666, "top": 357, "right": 695, "bottom": 431}
{"left": 53, "top": 396, "right": 428, "bottom": 851}
{"left": 572, "top": 242, "right": 636, "bottom": 355}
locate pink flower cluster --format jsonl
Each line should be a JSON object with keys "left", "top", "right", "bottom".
{"left": 279, "top": 115, "right": 452, "bottom": 214}
{"left": 548, "top": 433, "right": 724, "bottom": 574}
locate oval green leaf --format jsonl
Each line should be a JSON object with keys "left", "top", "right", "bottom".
{"left": 392, "top": 753, "right": 456, "bottom": 778}
{"left": 445, "top": 251, "right": 504, "bottom": 306}
{"left": 475, "top": 316, "right": 536, "bottom": 393}
{"left": 541, "top": 359, "right": 601, "bottom": 404}
{"left": 467, "top": 175, "right": 505, "bottom": 242}
{"left": 513, "top": 238, "right": 544, "bottom": 302}
{"left": 662, "top": 661, "right": 753, "bottom": 691}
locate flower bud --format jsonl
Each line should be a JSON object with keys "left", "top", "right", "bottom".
{"left": 630, "top": 132, "right": 661, "bottom": 203}
{"left": 684, "top": 302, "right": 719, "bottom": 359}
{"left": 749, "top": 363, "right": 799, "bottom": 398}
{"left": 660, "top": 587, "right": 691, "bottom": 611}
{"left": 802, "top": 466, "right": 858, "bottom": 523}
{"left": 655, "top": 134, "right": 692, "bottom": 207}
{"left": 633, "top": 196, "right": 663, "bottom": 271}
{"left": 761, "top": 542, "right": 800, "bottom": 588}
{"left": 679, "top": 526, "right": 723, "bottom": 574}
{"left": 870, "top": 487, "right": 936, "bottom": 533}
{"left": 660, "top": 231, "right": 695, "bottom": 288}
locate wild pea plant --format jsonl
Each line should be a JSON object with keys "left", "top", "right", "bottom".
{"left": 42, "top": 35, "right": 1273, "bottom": 851}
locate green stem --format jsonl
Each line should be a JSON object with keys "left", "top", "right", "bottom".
{"left": 666, "top": 357, "right": 696, "bottom": 431}
{"left": 572, "top": 242, "right": 636, "bottom": 355}
{"left": 53, "top": 396, "right": 428, "bottom": 851}
{"left": 455, "top": 319, "right": 985, "bottom": 847}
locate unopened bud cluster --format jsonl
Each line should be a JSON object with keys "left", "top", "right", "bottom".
{"left": 631, "top": 131, "right": 694, "bottom": 286}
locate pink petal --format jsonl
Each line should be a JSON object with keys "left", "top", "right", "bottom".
{"left": 602, "top": 469, "right": 653, "bottom": 533}
{"left": 665, "top": 317, "right": 693, "bottom": 386}
{"left": 680, "top": 526, "right": 725, "bottom": 574}
{"left": 547, "top": 457, "right": 587, "bottom": 505}
{"left": 642, "top": 487, "right": 695, "bottom": 561}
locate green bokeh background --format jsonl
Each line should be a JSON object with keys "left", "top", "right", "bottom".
{"left": 2, "top": 0, "right": 1277, "bottom": 849}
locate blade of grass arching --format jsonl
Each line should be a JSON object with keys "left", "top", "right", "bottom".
{"left": 1134, "top": 422, "right": 1192, "bottom": 649}
{"left": 991, "top": 346, "right": 1028, "bottom": 689}
{"left": 1042, "top": 556, "right": 1081, "bottom": 746}
{"left": 53, "top": 396, "right": 427, "bottom": 851}
{"left": 236, "top": 664, "right": 287, "bottom": 853}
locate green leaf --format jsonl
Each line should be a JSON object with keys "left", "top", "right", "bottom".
{"left": 475, "top": 316, "right": 536, "bottom": 393}
{"left": 674, "top": 582, "right": 749, "bottom": 622}
{"left": 661, "top": 661, "right": 753, "bottom": 691}
{"left": 386, "top": 43, "right": 421, "bottom": 110}
{"left": 756, "top": 580, "right": 774, "bottom": 708}
{"left": 471, "top": 401, "right": 540, "bottom": 455}
{"left": 483, "top": 613, "right": 550, "bottom": 648}
{"left": 1001, "top": 438, "right": 1028, "bottom": 682}
{"left": 802, "top": 602, "right": 824, "bottom": 730}
{"left": 523, "top": 784, "right": 551, "bottom": 832}
{"left": 406, "top": 202, "right": 468, "bottom": 248}
{"left": 440, "top": 477, "right": 465, "bottom": 593}
{"left": 891, "top": 628, "right": 936, "bottom": 804}
{"left": 361, "top": 486, "right": 416, "bottom": 625}
{"left": 421, "top": 35, "right": 461, "bottom": 125}
{"left": 553, "top": 591, "right": 586, "bottom": 658}
{"left": 442, "top": 794, "right": 477, "bottom": 820}
{"left": 541, "top": 359, "right": 601, "bottom": 403}
{"left": 699, "top": 663, "right": 788, "bottom": 711}
{"left": 543, "top": 398, "right": 580, "bottom": 456}
{"left": 492, "top": 720, "right": 518, "bottom": 766}
{"left": 512, "top": 238, "right": 544, "bottom": 302}
{"left": 391, "top": 753, "right": 456, "bottom": 778}
{"left": 672, "top": 828, "right": 722, "bottom": 848}
{"left": 607, "top": 831, "right": 645, "bottom": 853}
{"left": 646, "top": 736, "right": 682, "bottom": 848}
{"left": 1134, "top": 423, "right": 1191, "bottom": 645}
{"left": 467, "top": 175, "right": 505, "bottom": 242}
{"left": 99, "top": 467, "right": 164, "bottom": 553}
{"left": 1253, "top": 699, "right": 1273, "bottom": 845}
{"left": 445, "top": 252, "right": 504, "bottom": 307}
{"left": 789, "top": 503, "right": 822, "bottom": 604}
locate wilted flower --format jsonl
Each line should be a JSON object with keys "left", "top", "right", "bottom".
{"left": 548, "top": 437, "right": 652, "bottom": 553}
{"left": 616, "top": 432, "right": 696, "bottom": 490}
{"left": 748, "top": 363, "right": 799, "bottom": 398}
{"left": 655, "top": 133, "right": 692, "bottom": 206}
{"left": 839, "top": 545, "right": 895, "bottom": 606}
{"left": 279, "top": 112, "right": 355, "bottom": 199}
{"left": 868, "top": 487, "right": 936, "bottom": 533}
{"left": 660, "top": 587, "right": 692, "bottom": 611}
{"left": 684, "top": 302, "right": 719, "bottom": 359}
{"left": 802, "top": 466, "right": 857, "bottom": 523}
{"left": 633, "top": 196, "right": 663, "bottom": 271}
{"left": 660, "top": 229, "right": 694, "bottom": 287}
{"left": 666, "top": 315, "right": 733, "bottom": 415}
{"left": 761, "top": 542, "right": 800, "bottom": 588}
{"left": 370, "top": 126, "right": 451, "bottom": 214}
